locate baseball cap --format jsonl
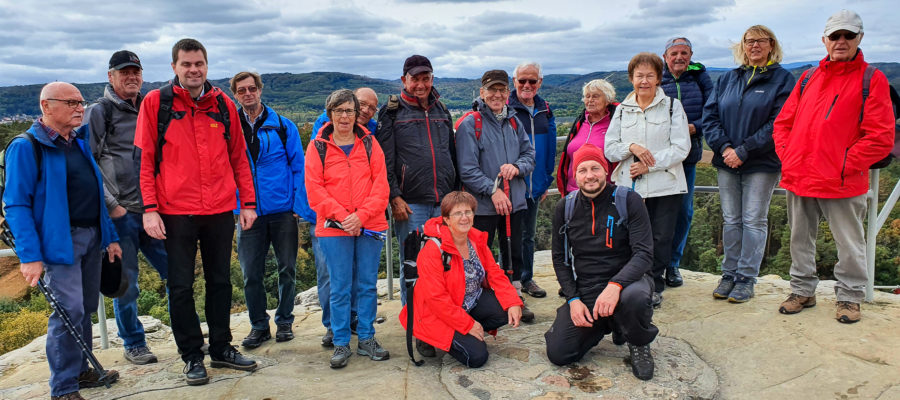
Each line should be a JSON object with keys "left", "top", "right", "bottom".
{"left": 824, "top": 9, "right": 863, "bottom": 36}
{"left": 109, "top": 50, "right": 142, "bottom": 70}
{"left": 481, "top": 70, "right": 509, "bottom": 89}
{"left": 403, "top": 55, "right": 433, "bottom": 76}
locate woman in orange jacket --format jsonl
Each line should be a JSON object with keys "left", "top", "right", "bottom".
{"left": 399, "top": 191, "right": 523, "bottom": 368}
{"left": 305, "top": 89, "right": 390, "bottom": 369}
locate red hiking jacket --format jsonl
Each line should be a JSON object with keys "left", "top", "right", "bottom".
{"left": 774, "top": 51, "right": 895, "bottom": 198}
{"left": 305, "top": 122, "right": 389, "bottom": 237}
{"left": 399, "top": 217, "right": 523, "bottom": 351}
{"left": 135, "top": 82, "right": 256, "bottom": 214}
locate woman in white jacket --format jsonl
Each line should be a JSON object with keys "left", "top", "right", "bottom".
{"left": 605, "top": 52, "right": 690, "bottom": 307}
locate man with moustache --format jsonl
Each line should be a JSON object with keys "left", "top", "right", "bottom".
{"left": 543, "top": 144, "right": 657, "bottom": 381}
{"left": 85, "top": 50, "right": 169, "bottom": 365}
{"left": 5, "top": 82, "right": 122, "bottom": 399}
{"left": 135, "top": 38, "right": 258, "bottom": 385}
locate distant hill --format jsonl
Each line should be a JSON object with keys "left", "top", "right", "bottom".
{"left": 1, "top": 62, "right": 897, "bottom": 122}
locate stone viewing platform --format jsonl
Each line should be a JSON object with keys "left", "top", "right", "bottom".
{"left": 1, "top": 250, "right": 899, "bottom": 399}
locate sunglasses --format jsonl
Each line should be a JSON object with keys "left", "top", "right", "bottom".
{"left": 828, "top": 31, "right": 858, "bottom": 41}
{"left": 517, "top": 79, "right": 538, "bottom": 85}
{"left": 236, "top": 86, "right": 259, "bottom": 95}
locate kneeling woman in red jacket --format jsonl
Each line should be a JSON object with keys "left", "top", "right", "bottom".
{"left": 400, "top": 191, "right": 523, "bottom": 367}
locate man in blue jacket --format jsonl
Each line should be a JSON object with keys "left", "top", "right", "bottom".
{"left": 4, "top": 82, "right": 122, "bottom": 400}
{"left": 508, "top": 61, "right": 556, "bottom": 299}
{"left": 660, "top": 37, "right": 714, "bottom": 287}
{"left": 230, "top": 71, "right": 315, "bottom": 348}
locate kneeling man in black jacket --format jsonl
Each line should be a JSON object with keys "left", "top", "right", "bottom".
{"left": 544, "top": 144, "right": 658, "bottom": 380}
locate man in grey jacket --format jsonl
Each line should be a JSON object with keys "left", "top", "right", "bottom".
{"left": 84, "top": 50, "right": 168, "bottom": 365}
{"left": 456, "top": 69, "right": 536, "bottom": 322}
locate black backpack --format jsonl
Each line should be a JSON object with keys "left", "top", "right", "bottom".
{"left": 401, "top": 227, "right": 450, "bottom": 366}
{"left": 558, "top": 186, "right": 630, "bottom": 269}
{"left": 799, "top": 65, "right": 900, "bottom": 168}
{"left": 154, "top": 83, "right": 232, "bottom": 175}
{"left": 0, "top": 133, "right": 43, "bottom": 217}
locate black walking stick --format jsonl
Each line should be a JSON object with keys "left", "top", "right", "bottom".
{"left": 501, "top": 178, "right": 514, "bottom": 279}
{"left": 0, "top": 218, "right": 114, "bottom": 389}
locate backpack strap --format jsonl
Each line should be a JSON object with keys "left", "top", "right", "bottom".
{"left": 276, "top": 113, "right": 288, "bottom": 149}
{"left": 214, "top": 94, "right": 231, "bottom": 141}
{"left": 315, "top": 140, "right": 328, "bottom": 168}
{"left": 154, "top": 84, "right": 175, "bottom": 176}
{"left": 508, "top": 116, "right": 517, "bottom": 132}
{"left": 860, "top": 65, "right": 876, "bottom": 123}
{"left": 613, "top": 185, "right": 629, "bottom": 227}
{"left": 560, "top": 190, "right": 579, "bottom": 268}
{"left": 455, "top": 111, "right": 483, "bottom": 140}
{"left": 799, "top": 67, "right": 817, "bottom": 97}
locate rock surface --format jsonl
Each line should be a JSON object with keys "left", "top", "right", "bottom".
{"left": 1, "top": 250, "right": 899, "bottom": 399}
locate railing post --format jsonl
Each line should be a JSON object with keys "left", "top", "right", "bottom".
{"left": 97, "top": 294, "right": 109, "bottom": 349}
{"left": 386, "top": 207, "right": 393, "bottom": 301}
{"left": 866, "top": 170, "right": 879, "bottom": 302}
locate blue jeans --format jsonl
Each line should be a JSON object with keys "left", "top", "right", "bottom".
{"left": 111, "top": 211, "right": 168, "bottom": 350}
{"left": 45, "top": 226, "right": 101, "bottom": 397}
{"left": 319, "top": 233, "right": 385, "bottom": 346}
{"left": 718, "top": 170, "right": 780, "bottom": 280}
{"left": 311, "top": 224, "right": 357, "bottom": 329}
{"left": 670, "top": 163, "right": 696, "bottom": 268}
{"left": 520, "top": 196, "right": 540, "bottom": 284}
{"left": 237, "top": 211, "right": 298, "bottom": 331}
{"left": 394, "top": 202, "right": 441, "bottom": 305}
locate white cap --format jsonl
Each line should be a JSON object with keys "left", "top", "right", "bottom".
{"left": 824, "top": 9, "right": 863, "bottom": 36}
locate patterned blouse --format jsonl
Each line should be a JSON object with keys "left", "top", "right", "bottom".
{"left": 462, "top": 240, "right": 486, "bottom": 311}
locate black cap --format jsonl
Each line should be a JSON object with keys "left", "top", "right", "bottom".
{"left": 108, "top": 50, "right": 142, "bottom": 70}
{"left": 481, "top": 69, "right": 509, "bottom": 88}
{"left": 403, "top": 55, "right": 433, "bottom": 76}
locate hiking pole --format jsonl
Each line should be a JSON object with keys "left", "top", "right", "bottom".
{"left": 0, "top": 219, "right": 113, "bottom": 389}
{"left": 501, "top": 178, "right": 514, "bottom": 279}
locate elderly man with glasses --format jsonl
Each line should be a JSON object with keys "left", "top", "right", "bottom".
{"left": 773, "top": 9, "right": 895, "bottom": 324}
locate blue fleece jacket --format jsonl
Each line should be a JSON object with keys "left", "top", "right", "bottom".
{"left": 3, "top": 121, "right": 118, "bottom": 264}
{"left": 508, "top": 90, "right": 556, "bottom": 199}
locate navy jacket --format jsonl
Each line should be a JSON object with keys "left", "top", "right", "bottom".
{"left": 508, "top": 90, "right": 556, "bottom": 199}
{"left": 703, "top": 63, "right": 796, "bottom": 174}
{"left": 3, "top": 121, "right": 118, "bottom": 264}
{"left": 238, "top": 105, "right": 314, "bottom": 221}
{"left": 661, "top": 62, "right": 714, "bottom": 164}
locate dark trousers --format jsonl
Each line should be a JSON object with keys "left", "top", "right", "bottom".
{"left": 520, "top": 197, "right": 540, "bottom": 284}
{"left": 473, "top": 210, "right": 526, "bottom": 282}
{"left": 237, "top": 211, "right": 298, "bottom": 331}
{"left": 162, "top": 212, "right": 235, "bottom": 362}
{"left": 645, "top": 194, "right": 683, "bottom": 293}
{"left": 446, "top": 289, "right": 508, "bottom": 368}
{"left": 545, "top": 275, "right": 658, "bottom": 366}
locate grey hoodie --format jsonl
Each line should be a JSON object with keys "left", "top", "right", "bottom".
{"left": 84, "top": 85, "right": 144, "bottom": 213}
{"left": 456, "top": 99, "right": 535, "bottom": 216}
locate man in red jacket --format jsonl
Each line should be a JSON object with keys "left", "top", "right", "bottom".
{"left": 135, "top": 38, "right": 258, "bottom": 385}
{"left": 773, "top": 10, "right": 895, "bottom": 324}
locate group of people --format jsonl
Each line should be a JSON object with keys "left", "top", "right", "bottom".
{"left": 3, "top": 9, "right": 895, "bottom": 399}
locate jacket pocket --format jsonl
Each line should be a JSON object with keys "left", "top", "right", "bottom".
{"left": 825, "top": 95, "right": 839, "bottom": 120}
{"left": 840, "top": 147, "right": 849, "bottom": 186}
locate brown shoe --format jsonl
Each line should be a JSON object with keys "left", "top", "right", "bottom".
{"left": 779, "top": 293, "right": 816, "bottom": 314}
{"left": 51, "top": 392, "right": 85, "bottom": 400}
{"left": 78, "top": 367, "right": 119, "bottom": 388}
{"left": 836, "top": 301, "right": 861, "bottom": 324}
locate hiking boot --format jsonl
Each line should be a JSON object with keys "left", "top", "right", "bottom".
{"left": 627, "top": 343, "right": 654, "bottom": 381}
{"left": 522, "top": 280, "right": 547, "bottom": 298}
{"left": 712, "top": 275, "right": 735, "bottom": 299}
{"left": 779, "top": 293, "right": 817, "bottom": 314}
{"left": 836, "top": 301, "right": 861, "bottom": 324}
{"left": 728, "top": 278, "right": 755, "bottom": 303}
{"left": 51, "top": 392, "right": 85, "bottom": 400}
{"left": 651, "top": 292, "right": 663, "bottom": 308}
{"left": 665, "top": 266, "right": 684, "bottom": 287}
{"left": 241, "top": 328, "right": 271, "bottom": 349}
{"left": 357, "top": 337, "right": 390, "bottom": 361}
{"left": 276, "top": 323, "right": 294, "bottom": 342}
{"left": 330, "top": 345, "right": 352, "bottom": 369}
{"left": 183, "top": 358, "right": 208, "bottom": 386}
{"left": 322, "top": 328, "right": 334, "bottom": 347}
{"left": 77, "top": 367, "right": 118, "bottom": 388}
{"left": 416, "top": 339, "right": 436, "bottom": 358}
{"left": 210, "top": 345, "right": 258, "bottom": 371}
{"left": 124, "top": 345, "right": 158, "bottom": 365}
{"left": 520, "top": 297, "right": 536, "bottom": 323}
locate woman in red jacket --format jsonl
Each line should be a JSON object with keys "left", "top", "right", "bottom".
{"left": 400, "top": 191, "right": 523, "bottom": 368}
{"left": 305, "top": 89, "right": 390, "bottom": 369}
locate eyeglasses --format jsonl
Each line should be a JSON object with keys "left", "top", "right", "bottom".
{"left": 236, "top": 86, "right": 258, "bottom": 95}
{"left": 828, "top": 31, "right": 858, "bottom": 41}
{"left": 359, "top": 101, "right": 377, "bottom": 112}
{"left": 46, "top": 99, "right": 88, "bottom": 109}
{"left": 484, "top": 87, "right": 509, "bottom": 95}
{"left": 449, "top": 210, "right": 474, "bottom": 218}
{"left": 743, "top": 38, "right": 770, "bottom": 47}
{"left": 332, "top": 108, "right": 356, "bottom": 116}
{"left": 517, "top": 79, "right": 538, "bottom": 85}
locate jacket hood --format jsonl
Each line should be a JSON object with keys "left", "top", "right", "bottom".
{"left": 259, "top": 104, "right": 282, "bottom": 129}
{"left": 422, "top": 216, "right": 488, "bottom": 257}
{"left": 472, "top": 98, "right": 514, "bottom": 122}
{"left": 102, "top": 84, "right": 142, "bottom": 112}
{"left": 400, "top": 87, "right": 443, "bottom": 109}
{"left": 507, "top": 90, "right": 548, "bottom": 111}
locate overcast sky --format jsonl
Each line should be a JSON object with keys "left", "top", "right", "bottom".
{"left": 0, "top": 0, "right": 896, "bottom": 86}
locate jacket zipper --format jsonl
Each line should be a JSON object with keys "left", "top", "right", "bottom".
{"left": 825, "top": 95, "right": 839, "bottom": 120}
{"left": 529, "top": 113, "right": 535, "bottom": 197}
{"left": 590, "top": 200, "right": 596, "bottom": 236}
{"left": 840, "top": 147, "right": 849, "bottom": 186}
{"left": 424, "top": 109, "right": 439, "bottom": 202}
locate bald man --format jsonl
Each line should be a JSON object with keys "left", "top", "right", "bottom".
{"left": 3, "top": 82, "right": 122, "bottom": 399}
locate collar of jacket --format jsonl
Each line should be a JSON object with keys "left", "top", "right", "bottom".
{"left": 29, "top": 119, "right": 87, "bottom": 148}
{"left": 620, "top": 87, "right": 668, "bottom": 110}
{"left": 422, "top": 216, "right": 488, "bottom": 258}
{"left": 663, "top": 61, "right": 706, "bottom": 80}
{"left": 472, "top": 98, "right": 514, "bottom": 123}
{"left": 507, "top": 89, "right": 547, "bottom": 112}
{"left": 821, "top": 48, "right": 866, "bottom": 75}
{"left": 400, "top": 87, "right": 442, "bottom": 110}
{"left": 103, "top": 84, "right": 142, "bottom": 112}
{"left": 171, "top": 76, "right": 217, "bottom": 103}
{"left": 239, "top": 104, "right": 283, "bottom": 130}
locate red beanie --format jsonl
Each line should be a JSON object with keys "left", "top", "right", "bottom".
{"left": 572, "top": 144, "right": 608, "bottom": 173}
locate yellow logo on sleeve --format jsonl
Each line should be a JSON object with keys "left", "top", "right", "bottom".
{"left": 210, "top": 123, "right": 219, "bottom": 128}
